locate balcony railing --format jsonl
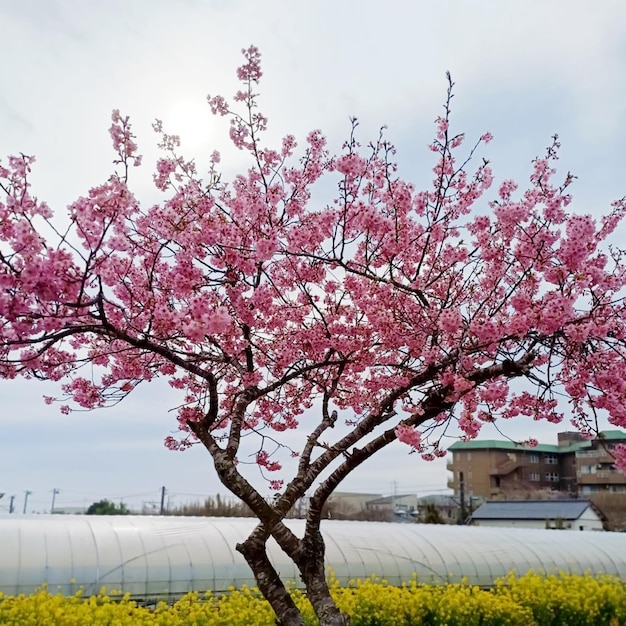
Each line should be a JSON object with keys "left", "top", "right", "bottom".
{"left": 577, "top": 472, "right": 626, "bottom": 484}
{"left": 577, "top": 450, "right": 615, "bottom": 461}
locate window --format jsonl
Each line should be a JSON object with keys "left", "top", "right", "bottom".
{"left": 545, "top": 454, "right": 558, "bottom": 465}
{"left": 529, "top": 473, "right": 540, "bottom": 482}
{"left": 546, "top": 472, "right": 559, "bottom": 482}
{"left": 529, "top": 453, "right": 540, "bottom": 463}
{"left": 467, "top": 452, "right": 472, "bottom": 461}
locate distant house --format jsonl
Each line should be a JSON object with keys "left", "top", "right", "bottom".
{"left": 50, "top": 506, "right": 86, "bottom": 515}
{"left": 417, "top": 494, "right": 464, "bottom": 524}
{"left": 365, "top": 494, "right": 418, "bottom": 520}
{"left": 470, "top": 499, "right": 605, "bottom": 531}
{"left": 323, "top": 492, "right": 382, "bottom": 519}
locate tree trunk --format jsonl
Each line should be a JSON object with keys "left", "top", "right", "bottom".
{"left": 237, "top": 539, "right": 305, "bottom": 626}
{"left": 299, "top": 529, "right": 350, "bottom": 626}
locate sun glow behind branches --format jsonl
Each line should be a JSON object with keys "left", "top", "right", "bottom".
{"left": 162, "top": 99, "right": 216, "bottom": 153}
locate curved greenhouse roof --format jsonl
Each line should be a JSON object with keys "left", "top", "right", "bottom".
{"left": 1, "top": 515, "right": 625, "bottom": 600}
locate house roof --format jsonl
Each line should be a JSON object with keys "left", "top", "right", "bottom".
{"left": 327, "top": 492, "right": 382, "bottom": 499}
{"left": 448, "top": 430, "right": 626, "bottom": 454}
{"left": 417, "top": 494, "right": 459, "bottom": 507}
{"left": 470, "top": 499, "right": 602, "bottom": 521}
{"left": 366, "top": 494, "right": 415, "bottom": 506}
{"left": 593, "top": 430, "right": 626, "bottom": 442}
{"left": 448, "top": 440, "right": 573, "bottom": 453}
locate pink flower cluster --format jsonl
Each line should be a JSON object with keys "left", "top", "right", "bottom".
{"left": 256, "top": 450, "right": 282, "bottom": 472}
{"left": 395, "top": 424, "right": 422, "bottom": 450}
{"left": 109, "top": 110, "right": 142, "bottom": 168}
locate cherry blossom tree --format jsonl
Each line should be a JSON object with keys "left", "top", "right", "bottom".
{"left": 2, "top": 47, "right": 626, "bottom": 625}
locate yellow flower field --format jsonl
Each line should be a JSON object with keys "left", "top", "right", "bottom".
{"left": 0, "top": 571, "right": 624, "bottom": 625}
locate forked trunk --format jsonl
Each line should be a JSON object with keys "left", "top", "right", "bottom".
{"left": 237, "top": 539, "right": 305, "bottom": 626}
{"left": 238, "top": 527, "right": 350, "bottom": 626}
{"left": 299, "top": 529, "right": 350, "bottom": 626}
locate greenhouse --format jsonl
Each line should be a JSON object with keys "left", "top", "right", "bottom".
{"left": 1, "top": 515, "right": 625, "bottom": 601}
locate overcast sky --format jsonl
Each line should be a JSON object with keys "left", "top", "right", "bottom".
{"left": 1, "top": 0, "right": 626, "bottom": 514}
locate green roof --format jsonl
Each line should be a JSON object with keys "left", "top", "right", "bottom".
{"left": 448, "top": 430, "right": 626, "bottom": 453}
{"left": 596, "top": 430, "right": 626, "bottom": 441}
{"left": 448, "top": 440, "right": 566, "bottom": 453}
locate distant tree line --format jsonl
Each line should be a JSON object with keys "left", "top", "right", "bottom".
{"left": 170, "top": 494, "right": 256, "bottom": 517}
{"left": 86, "top": 499, "right": 130, "bottom": 515}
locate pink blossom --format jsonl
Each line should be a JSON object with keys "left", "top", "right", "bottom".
{"left": 459, "top": 413, "right": 482, "bottom": 439}
{"left": 614, "top": 444, "right": 626, "bottom": 473}
{"left": 438, "top": 308, "right": 462, "bottom": 335}
{"left": 207, "top": 307, "right": 231, "bottom": 335}
{"left": 480, "top": 380, "right": 508, "bottom": 406}
{"left": 207, "top": 95, "right": 229, "bottom": 116}
{"left": 236, "top": 46, "right": 262, "bottom": 83}
{"left": 256, "top": 450, "right": 282, "bottom": 472}
{"left": 498, "top": 179, "right": 518, "bottom": 200}
{"left": 255, "top": 237, "right": 278, "bottom": 262}
{"left": 395, "top": 424, "right": 422, "bottom": 450}
{"left": 435, "top": 116, "right": 449, "bottom": 140}
{"left": 335, "top": 153, "right": 366, "bottom": 178}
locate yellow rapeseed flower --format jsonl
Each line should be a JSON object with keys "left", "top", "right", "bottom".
{"left": 1, "top": 570, "right": 625, "bottom": 625}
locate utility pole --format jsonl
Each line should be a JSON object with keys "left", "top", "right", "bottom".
{"left": 457, "top": 471, "right": 466, "bottom": 525}
{"left": 9, "top": 495, "right": 15, "bottom": 514}
{"left": 50, "top": 488, "right": 60, "bottom": 514}
{"left": 160, "top": 486, "right": 166, "bottom": 515}
{"left": 23, "top": 490, "right": 32, "bottom": 515}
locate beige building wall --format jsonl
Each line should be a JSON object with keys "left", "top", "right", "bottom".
{"left": 577, "top": 446, "right": 626, "bottom": 493}
{"left": 447, "top": 448, "right": 577, "bottom": 499}
{"left": 324, "top": 492, "right": 382, "bottom": 517}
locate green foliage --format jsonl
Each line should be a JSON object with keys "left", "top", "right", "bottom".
{"left": 1, "top": 571, "right": 625, "bottom": 625}
{"left": 420, "top": 503, "right": 446, "bottom": 524}
{"left": 85, "top": 499, "right": 130, "bottom": 515}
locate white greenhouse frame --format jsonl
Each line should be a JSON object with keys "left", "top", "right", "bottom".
{"left": 1, "top": 515, "right": 625, "bottom": 600}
